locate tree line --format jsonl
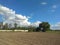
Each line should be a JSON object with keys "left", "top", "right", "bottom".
{"left": 0, "top": 22, "right": 50, "bottom": 32}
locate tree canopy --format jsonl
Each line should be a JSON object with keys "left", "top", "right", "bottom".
{"left": 36, "top": 22, "right": 50, "bottom": 32}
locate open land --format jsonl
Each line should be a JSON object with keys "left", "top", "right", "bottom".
{"left": 0, "top": 32, "right": 60, "bottom": 45}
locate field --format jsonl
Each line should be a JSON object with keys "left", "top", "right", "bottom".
{"left": 0, "top": 32, "right": 60, "bottom": 45}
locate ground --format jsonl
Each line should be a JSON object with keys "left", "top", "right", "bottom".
{"left": 0, "top": 32, "right": 60, "bottom": 45}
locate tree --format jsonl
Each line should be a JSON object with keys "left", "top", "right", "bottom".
{"left": 3, "top": 23, "right": 8, "bottom": 30}
{"left": 0, "top": 22, "right": 3, "bottom": 29}
{"left": 14, "top": 23, "right": 17, "bottom": 29}
{"left": 36, "top": 27, "right": 40, "bottom": 32}
{"left": 28, "top": 25, "right": 36, "bottom": 32}
{"left": 39, "top": 22, "right": 50, "bottom": 32}
{"left": 8, "top": 24, "right": 12, "bottom": 30}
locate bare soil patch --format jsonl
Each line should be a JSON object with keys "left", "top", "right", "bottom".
{"left": 0, "top": 32, "right": 60, "bottom": 45}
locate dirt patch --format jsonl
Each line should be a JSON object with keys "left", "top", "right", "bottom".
{"left": 0, "top": 32, "right": 60, "bottom": 45}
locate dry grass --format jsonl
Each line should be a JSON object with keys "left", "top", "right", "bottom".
{"left": 0, "top": 32, "right": 60, "bottom": 45}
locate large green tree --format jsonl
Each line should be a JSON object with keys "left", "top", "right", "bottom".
{"left": 39, "top": 22, "right": 50, "bottom": 32}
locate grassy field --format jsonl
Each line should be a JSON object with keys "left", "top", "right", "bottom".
{"left": 0, "top": 32, "right": 60, "bottom": 45}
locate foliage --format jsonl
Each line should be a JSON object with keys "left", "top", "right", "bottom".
{"left": 14, "top": 23, "right": 17, "bottom": 29}
{"left": 3, "top": 23, "right": 9, "bottom": 30}
{"left": 28, "top": 26, "right": 36, "bottom": 32}
{"left": 0, "top": 22, "right": 51, "bottom": 32}
{"left": 39, "top": 22, "right": 50, "bottom": 32}
{"left": 36, "top": 22, "right": 50, "bottom": 32}
{"left": 35, "top": 27, "right": 40, "bottom": 32}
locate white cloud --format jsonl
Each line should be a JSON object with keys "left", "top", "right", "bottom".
{"left": 31, "top": 21, "right": 41, "bottom": 27}
{"left": 0, "top": 4, "right": 41, "bottom": 27}
{"left": 0, "top": 5, "right": 31, "bottom": 27}
{"left": 50, "top": 22, "right": 60, "bottom": 30}
{"left": 0, "top": 5, "right": 15, "bottom": 21}
{"left": 0, "top": 5, "right": 15, "bottom": 16}
{"left": 41, "top": 2, "right": 47, "bottom": 5}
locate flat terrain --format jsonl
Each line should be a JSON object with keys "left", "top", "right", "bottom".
{"left": 0, "top": 32, "right": 60, "bottom": 45}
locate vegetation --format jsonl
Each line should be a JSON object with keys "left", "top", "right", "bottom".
{"left": 28, "top": 26, "right": 36, "bottom": 32}
{"left": 0, "top": 22, "right": 60, "bottom": 32}
{"left": 36, "top": 22, "right": 50, "bottom": 32}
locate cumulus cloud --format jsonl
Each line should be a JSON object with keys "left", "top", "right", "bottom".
{"left": 31, "top": 21, "right": 41, "bottom": 27}
{"left": 0, "top": 5, "right": 31, "bottom": 27}
{"left": 0, "top": 4, "right": 41, "bottom": 27}
{"left": 50, "top": 22, "right": 60, "bottom": 30}
{"left": 0, "top": 5, "right": 15, "bottom": 16}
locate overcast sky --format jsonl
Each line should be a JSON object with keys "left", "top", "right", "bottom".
{"left": 0, "top": 0, "right": 60, "bottom": 30}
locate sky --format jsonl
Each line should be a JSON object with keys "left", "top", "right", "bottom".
{"left": 0, "top": 0, "right": 60, "bottom": 30}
